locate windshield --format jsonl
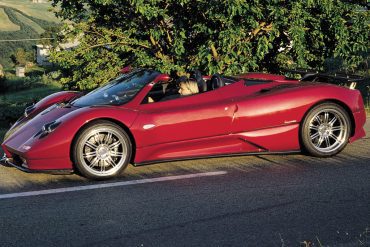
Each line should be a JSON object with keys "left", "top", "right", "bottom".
{"left": 73, "top": 69, "right": 160, "bottom": 107}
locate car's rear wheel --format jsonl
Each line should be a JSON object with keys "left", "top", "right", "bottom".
{"left": 301, "top": 103, "right": 351, "bottom": 157}
{"left": 73, "top": 121, "right": 131, "bottom": 179}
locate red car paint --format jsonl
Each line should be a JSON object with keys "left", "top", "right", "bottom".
{"left": 1, "top": 70, "right": 366, "bottom": 172}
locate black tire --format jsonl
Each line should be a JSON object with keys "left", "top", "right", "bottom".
{"left": 301, "top": 103, "right": 351, "bottom": 157}
{"left": 72, "top": 120, "right": 131, "bottom": 180}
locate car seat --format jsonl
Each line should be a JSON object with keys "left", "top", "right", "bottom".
{"left": 208, "top": 73, "right": 224, "bottom": 90}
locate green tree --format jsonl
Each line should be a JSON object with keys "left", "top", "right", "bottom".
{"left": 11, "top": 48, "right": 33, "bottom": 66}
{"left": 40, "top": 25, "right": 63, "bottom": 47}
{"left": 49, "top": 0, "right": 369, "bottom": 90}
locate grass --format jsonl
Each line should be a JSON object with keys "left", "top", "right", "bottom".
{"left": 294, "top": 228, "right": 370, "bottom": 247}
{"left": 0, "top": 0, "right": 59, "bottom": 23}
{"left": 0, "top": 7, "right": 19, "bottom": 31}
{"left": 0, "top": 85, "right": 61, "bottom": 105}
{"left": 0, "top": 127, "right": 6, "bottom": 142}
{"left": 2, "top": 65, "right": 62, "bottom": 93}
{"left": 0, "top": 128, "right": 5, "bottom": 156}
{"left": 13, "top": 10, "right": 44, "bottom": 34}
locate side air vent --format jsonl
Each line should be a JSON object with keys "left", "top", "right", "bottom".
{"left": 259, "top": 84, "right": 298, "bottom": 93}
{"left": 244, "top": 79, "right": 273, "bottom": 86}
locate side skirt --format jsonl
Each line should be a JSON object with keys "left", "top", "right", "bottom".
{"left": 133, "top": 150, "right": 301, "bottom": 167}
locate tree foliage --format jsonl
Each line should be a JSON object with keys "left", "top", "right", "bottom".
{"left": 11, "top": 48, "right": 35, "bottom": 66}
{"left": 49, "top": 0, "right": 369, "bottom": 90}
{"left": 40, "top": 25, "right": 63, "bottom": 47}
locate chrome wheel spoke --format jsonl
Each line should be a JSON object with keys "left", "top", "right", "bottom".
{"left": 314, "top": 116, "right": 322, "bottom": 125}
{"left": 89, "top": 157, "right": 99, "bottom": 167}
{"left": 331, "top": 126, "right": 342, "bottom": 132}
{"left": 85, "top": 141, "right": 98, "bottom": 150}
{"left": 100, "top": 161, "right": 106, "bottom": 172}
{"left": 309, "top": 124, "right": 319, "bottom": 131}
{"left": 105, "top": 132, "right": 112, "bottom": 145}
{"left": 328, "top": 116, "right": 337, "bottom": 126}
{"left": 83, "top": 151, "right": 96, "bottom": 159}
{"left": 106, "top": 156, "right": 116, "bottom": 168}
{"left": 324, "top": 136, "right": 331, "bottom": 147}
{"left": 311, "top": 132, "right": 320, "bottom": 140}
{"left": 109, "top": 141, "right": 121, "bottom": 149}
{"left": 110, "top": 151, "right": 123, "bottom": 157}
{"left": 329, "top": 133, "right": 340, "bottom": 143}
{"left": 316, "top": 136, "right": 324, "bottom": 147}
{"left": 94, "top": 133, "right": 102, "bottom": 145}
{"left": 324, "top": 112, "right": 329, "bottom": 124}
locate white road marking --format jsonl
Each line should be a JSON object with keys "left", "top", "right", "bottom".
{"left": 0, "top": 171, "right": 227, "bottom": 200}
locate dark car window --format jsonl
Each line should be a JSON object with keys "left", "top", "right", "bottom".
{"left": 73, "top": 69, "right": 160, "bottom": 107}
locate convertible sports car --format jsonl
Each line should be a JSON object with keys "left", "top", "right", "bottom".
{"left": 0, "top": 68, "right": 366, "bottom": 179}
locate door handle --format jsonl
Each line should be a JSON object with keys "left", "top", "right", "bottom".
{"left": 234, "top": 104, "right": 239, "bottom": 113}
{"left": 225, "top": 105, "right": 238, "bottom": 112}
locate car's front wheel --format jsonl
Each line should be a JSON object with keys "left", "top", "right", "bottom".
{"left": 73, "top": 120, "right": 131, "bottom": 179}
{"left": 301, "top": 103, "right": 351, "bottom": 157}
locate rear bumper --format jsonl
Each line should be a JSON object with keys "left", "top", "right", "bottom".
{"left": 349, "top": 109, "right": 367, "bottom": 143}
{"left": 0, "top": 153, "right": 73, "bottom": 175}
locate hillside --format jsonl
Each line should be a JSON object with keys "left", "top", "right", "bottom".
{"left": 0, "top": 0, "right": 60, "bottom": 67}
{"left": 0, "top": 8, "right": 20, "bottom": 31}
{"left": 0, "top": 0, "right": 58, "bottom": 23}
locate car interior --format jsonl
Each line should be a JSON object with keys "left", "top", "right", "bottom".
{"left": 143, "top": 71, "right": 238, "bottom": 104}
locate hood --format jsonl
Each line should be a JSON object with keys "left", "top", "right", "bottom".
{"left": 2, "top": 104, "right": 79, "bottom": 146}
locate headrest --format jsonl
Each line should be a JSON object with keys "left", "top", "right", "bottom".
{"left": 210, "top": 73, "right": 224, "bottom": 90}
{"left": 190, "top": 70, "right": 207, "bottom": 92}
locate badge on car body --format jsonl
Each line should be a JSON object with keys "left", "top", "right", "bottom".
{"left": 22, "top": 145, "right": 31, "bottom": 151}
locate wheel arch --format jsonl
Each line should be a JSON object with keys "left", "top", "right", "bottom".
{"left": 299, "top": 99, "right": 355, "bottom": 147}
{"left": 70, "top": 118, "right": 137, "bottom": 167}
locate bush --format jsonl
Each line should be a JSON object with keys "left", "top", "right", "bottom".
{"left": 3, "top": 75, "right": 41, "bottom": 92}
{"left": 0, "top": 66, "right": 60, "bottom": 93}
{"left": 0, "top": 102, "right": 25, "bottom": 126}
{"left": 47, "top": 70, "right": 62, "bottom": 80}
{"left": 0, "top": 75, "right": 7, "bottom": 93}
{"left": 11, "top": 48, "right": 32, "bottom": 67}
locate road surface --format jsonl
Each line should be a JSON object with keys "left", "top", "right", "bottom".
{"left": 0, "top": 120, "right": 369, "bottom": 246}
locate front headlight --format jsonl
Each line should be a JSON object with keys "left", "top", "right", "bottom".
{"left": 38, "top": 121, "right": 61, "bottom": 138}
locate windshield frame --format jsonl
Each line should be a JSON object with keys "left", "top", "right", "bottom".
{"left": 72, "top": 69, "right": 160, "bottom": 107}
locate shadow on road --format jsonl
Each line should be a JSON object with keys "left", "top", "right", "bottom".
{"left": 1, "top": 118, "right": 369, "bottom": 193}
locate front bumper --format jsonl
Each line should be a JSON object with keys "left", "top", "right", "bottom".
{"left": 0, "top": 153, "right": 73, "bottom": 175}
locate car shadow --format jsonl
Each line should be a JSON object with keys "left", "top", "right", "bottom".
{"left": 1, "top": 118, "right": 369, "bottom": 194}
{"left": 1, "top": 146, "right": 370, "bottom": 195}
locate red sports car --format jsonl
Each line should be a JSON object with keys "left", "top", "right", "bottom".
{"left": 0, "top": 69, "right": 366, "bottom": 179}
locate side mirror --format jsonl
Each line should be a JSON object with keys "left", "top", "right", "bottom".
{"left": 153, "top": 74, "right": 170, "bottom": 83}
{"left": 120, "top": 66, "right": 132, "bottom": 74}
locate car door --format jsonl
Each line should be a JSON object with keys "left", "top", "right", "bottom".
{"left": 131, "top": 89, "right": 237, "bottom": 148}
{"left": 229, "top": 84, "right": 303, "bottom": 151}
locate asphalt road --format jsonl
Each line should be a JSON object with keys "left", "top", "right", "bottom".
{"left": 0, "top": 120, "right": 369, "bottom": 247}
